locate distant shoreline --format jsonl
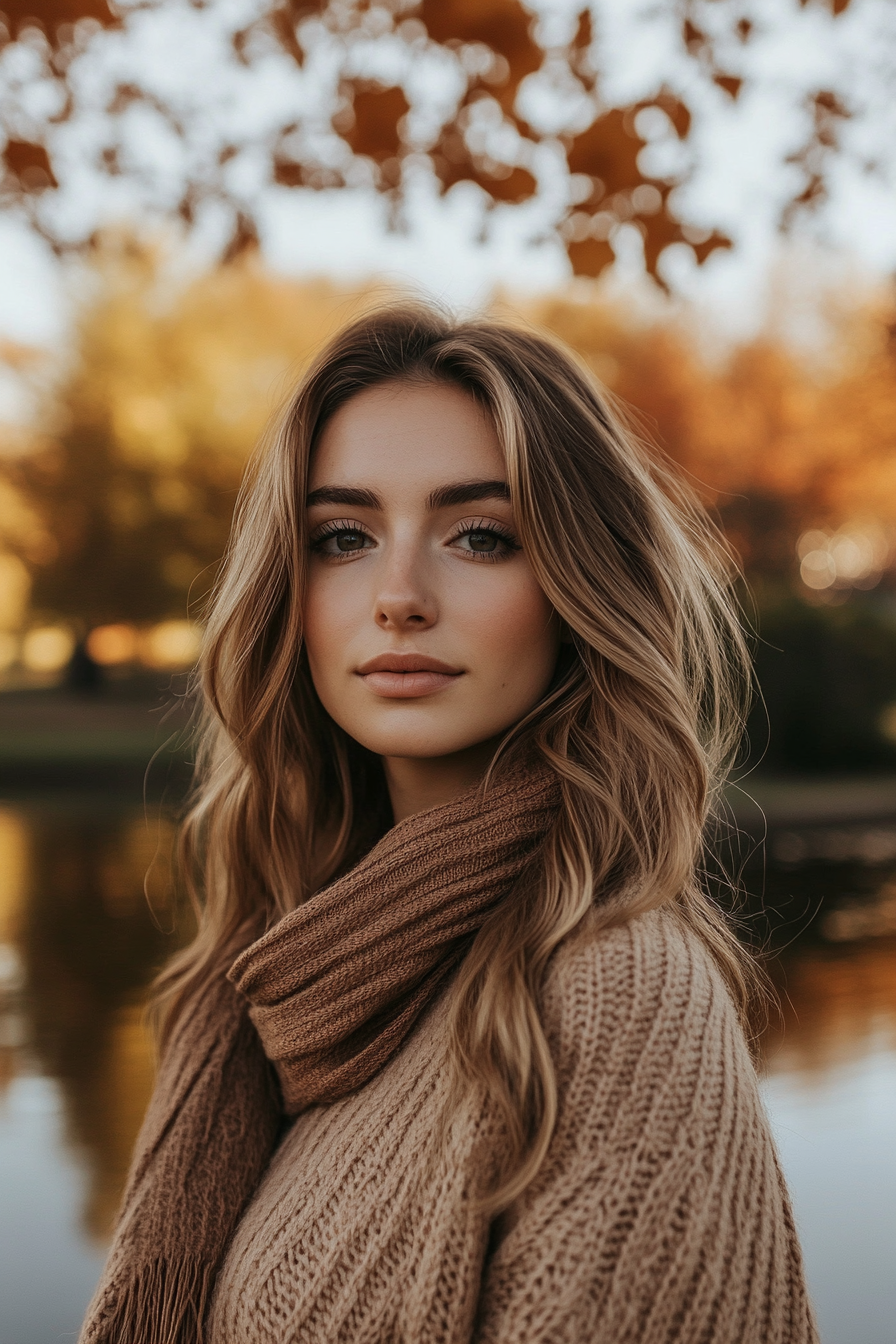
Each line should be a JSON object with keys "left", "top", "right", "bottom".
{"left": 1, "top": 685, "right": 895, "bottom": 827}
{"left": 725, "top": 775, "right": 896, "bottom": 831}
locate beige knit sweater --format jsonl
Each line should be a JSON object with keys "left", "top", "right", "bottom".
{"left": 206, "top": 907, "right": 816, "bottom": 1344}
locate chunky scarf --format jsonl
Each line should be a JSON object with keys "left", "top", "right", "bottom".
{"left": 79, "top": 762, "right": 560, "bottom": 1344}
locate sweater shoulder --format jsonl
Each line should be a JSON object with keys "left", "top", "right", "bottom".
{"left": 544, "top": 902, "right": 729, "bottom": 1012}
{"left": 540, "top": 906, "right": 749, "bottom": 1091}
{"left": 556, "top": 898, "right": 728, "bottom": 978}
{"left": 482, "top": 924, "right": 813, "bottom": 1344}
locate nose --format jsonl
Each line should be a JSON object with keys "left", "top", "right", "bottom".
{"left": 373, "top": 548, "right": 437, "bottom": 631}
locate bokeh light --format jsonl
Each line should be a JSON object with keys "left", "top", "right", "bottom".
{"left": 797, "top": 525, "right": 892, "bottom": 593}
{"left": 0, "top": 633, "right": 18, "bottom": 672}
{"left": 139, "top": 620, "right": 202, "bottom": 670}
{"left": 21, "top": 626, "right": 74, "bottom": 673}
{"left": 879, "top": 704, "right": 896, "bottom": 745}
{"left": 86, "top": 625, "right": 139, "bottom": 667}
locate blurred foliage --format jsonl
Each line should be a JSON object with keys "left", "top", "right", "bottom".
{"left": 0, "top": 237, "right": 379, "bottom": 627}
{"left": 531, "top": 293, "right": 896, "bottom": 546}
{"left": 531, "top": 293, "right": 896, "bottom": 770}
{"left": 0, "top": 0, "right": 857, "bottom": 283}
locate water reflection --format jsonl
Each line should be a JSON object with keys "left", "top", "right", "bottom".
{"left": 761, "top": 933, "right": 896, "bottom": 1344}
{"left": 0, "top": 803, "right": 180, "bottom": 1244}
{"left": 765, "top": 938, "right": 896, "bottom": 1078}
{"left": 0, "top": 799, "right": 894, "bottom": 1344}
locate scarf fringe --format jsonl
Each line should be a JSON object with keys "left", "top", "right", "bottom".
{"left": 84, "top": 1258, "right": 213, "bottom": 1344}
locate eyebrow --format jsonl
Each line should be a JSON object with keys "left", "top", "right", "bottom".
{"left": 305, "top": 479, "right": 510, "bottom": 510}
{"left": 305, "top": 486, "right": 380, "bottom": 509}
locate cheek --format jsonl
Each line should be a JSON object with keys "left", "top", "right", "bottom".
{"left": 303, "top": 568, "right": 359, "bottom": 655}
{"left": 302, "top": 576, "right": 351, "bottom": 696}
{"left": 462, "top": 572, "right": 558, "bottom": 684}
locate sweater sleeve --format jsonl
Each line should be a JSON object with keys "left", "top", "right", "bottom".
{"left": 472, "top": 910, "right": 818, "bottom": 1344}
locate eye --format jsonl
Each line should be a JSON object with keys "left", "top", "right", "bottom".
{"left": 332, "top": 530, "right": 367, "bottom": 552}
{"left": 465, "top": 530, "right": 501, "bottom": 554}
{"left": 451, "top": 521, "right": 520, "bottom": 560}
{"left": 311, "top": 522, "right": 374, "bottom": 557}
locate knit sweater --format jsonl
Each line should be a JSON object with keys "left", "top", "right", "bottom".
{"left": 206, "top": 908, "right": 817, "bottom": 1343}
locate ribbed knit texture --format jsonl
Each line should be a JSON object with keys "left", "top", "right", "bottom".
{"left": 78, "top": 762, "right": 560, "bottom": 1344}
{"left": 208, "top": 909, "right": 817, "bottom": 1344}
{"left": 231, "top": 764, "right": 560, "bottom": 1112}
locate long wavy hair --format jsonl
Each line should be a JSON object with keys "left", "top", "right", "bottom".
{"left": 155, "top": 302, "right": 759, "bottom": 1212}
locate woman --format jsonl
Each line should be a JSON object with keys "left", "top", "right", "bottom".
{"left": 81, "top": 304, "right": 816, "bottom": 1343}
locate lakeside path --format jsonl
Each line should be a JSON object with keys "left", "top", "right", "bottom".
{"left": 0, "top": 683, "right": 192, "bottom": 795}
{"left": 1, "top": 686, "right": 895, "bottom": 827}
{"left": 724, "top": 775, "right": 896, "bottom": 831}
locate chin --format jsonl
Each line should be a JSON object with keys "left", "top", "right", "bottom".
{"left": 349, "top": 722, "right": 490, "bottom": 761}
{"left": 363, "top": 736, "right": 479, "bottom": 760}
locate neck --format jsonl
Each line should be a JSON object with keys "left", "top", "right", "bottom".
{"left": 383, "top": 741, "right": 499, "bottom": 823}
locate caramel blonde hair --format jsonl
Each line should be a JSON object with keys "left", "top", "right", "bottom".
{"left": 156, "top": 302, "right": 758, "bottom": 1211}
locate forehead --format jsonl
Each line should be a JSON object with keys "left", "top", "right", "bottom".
{"left": 309, "top": 381, "right": 504, "bottom": 490}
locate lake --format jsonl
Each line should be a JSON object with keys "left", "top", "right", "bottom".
{"left": 0, "top": 793, "right": 894, "bottom": 1344}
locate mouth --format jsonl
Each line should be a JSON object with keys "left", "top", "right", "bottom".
{"left": 355, "top": 653, "right": 463, "bottom": 699}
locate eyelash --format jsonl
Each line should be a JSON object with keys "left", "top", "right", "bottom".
{"left": 309, "top": 518, "right": 520, "bottom": 562}
{"left": 310, "top": 519, "right": 369, "bottom": 552}
{"left": 448, "top": 517, "right": 520, "bottom": 560}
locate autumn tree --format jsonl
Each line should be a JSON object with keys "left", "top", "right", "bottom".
{"left": 0, "top": 0, "right": 871, "bottom": 285}
{"left": 525, "top": 282, "right": 896, "bottom": 586}
{"left": 3, "top": 236, "right": 378, "bottom": 628}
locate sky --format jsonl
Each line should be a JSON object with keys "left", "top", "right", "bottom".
{"left": 0, "top": 0, "right": 894, "bottom": 358}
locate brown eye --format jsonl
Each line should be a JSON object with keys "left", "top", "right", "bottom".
{"left": 311, "top": 524, "right": 373, "bottom": 557}
{"left": 453, "top": 524, "right": 519, "bottom": 559}
{"left": 336, "top": 530, "right": 366, "bottom": 552}
{"left": 467, "top": 530, "right": 499, "bottom": 553}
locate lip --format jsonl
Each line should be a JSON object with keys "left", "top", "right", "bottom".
{"left": 357, "top": 654, "right": 461, "bottom": 675}
{"left": 356, "top": 652, "right": 463, "bottom": 698}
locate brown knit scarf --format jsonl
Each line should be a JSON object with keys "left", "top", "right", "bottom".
{"left": 79, "top": 761, "right": 560, "bottom": 1344}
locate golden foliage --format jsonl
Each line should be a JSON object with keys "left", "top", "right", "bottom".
{"left": 2, "top": 237, "right": 385, "bottom": 626}
{"left": 525, "top": 291, "right": 896, "bottom": 575}
{"left": 3, "top": 2, "right": 854, "bottom": 282}
{"left": 66, "top": 238, "right": 376, "bottom": 472}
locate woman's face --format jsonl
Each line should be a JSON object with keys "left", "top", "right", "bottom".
{"left": 303, "top": 380, "right": 559, "bottom": 767}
